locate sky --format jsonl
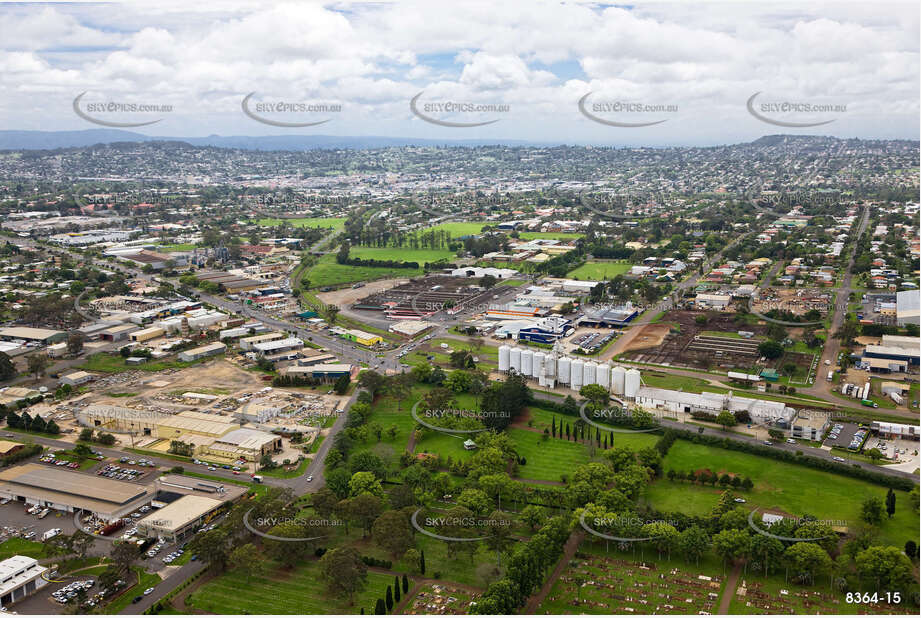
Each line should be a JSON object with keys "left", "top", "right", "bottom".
{"left": 0, "top": 0, "right": 918, "bottom": 146}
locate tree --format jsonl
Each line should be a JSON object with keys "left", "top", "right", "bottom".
{"left": 885, "top": 488, "right": 896, "bottom": 519}
{"left": 402, "top": 574, "right": 409, "bottom": 594}
{"left": 319, "top": 547, "right": 368, "bottom": 603}
{"left": 67, "top": 332, "right": 85, "bottom": 356}
{"left": 420, "top": 549, "right": 426, "bottom": 575}
{"left": 79, "top": 427, "right": 94, "bottom": 442}
{"left": 855, "top": 545, "right": 916, "bottom": 592}
{"left": 372, "top": 511, "right": 413, "bottom": 558}
{"left": 385, "top": 586, "right": 393, "bottom": 611}
{"left": 263, "top": 521, "right": 315, "bottom": 567}
{"left": 757, "top": 340, "right": 783, "bottom": 359}
{"left": 479, "top": 274, "right": 497, "bottom": 289}
{"left": 374, "top": 598, "right": 386, "bottom": 614}
{"left": 110, "top": 541, "right": 140, "bottom": 576}
{"left": 712, "top": 529, "right": 751, "bottom": 565}
{"left": 861, "top": 496, "right": 884, "bottom": 525}
{"left": 520, "top": 505, "right": 546, "bottom": 531}
{"left": 70, "top": 530, "right": 94, "bottom": 559}
{"left": 716, "top": 410, "right": 736, "bottom": 429}
{"left": 334, "top": 374, "right": 351, "bottom": 395}
{"left": 346, "top": 494, "right": 385, "bottom": 537}
{"left": 0, "top": 351, "right": 18, "bottom": 381}
{"left": 393, "top": 576, "right": 401, "bottom": 603}
{"left": 784, "top": 542, "right": 831, "bottom": 585}
{"left": 229, "top": 543, "right": 269, "bottom": 581}
{"left": 26, "top": 353, "right": 49, "bottom": 379}
{"left": 677, "top": 526, "right": 710, "bottom": 566}
{"left": 349, "top": 471, "right": 385, "bottom": 498}
{"left": 579, "top": 384, "right": 609, "bottom": 410}
{"left": 188, "top": 528, "right": 232, "bottom": 570}
{"left": 456, "top": 488, "right": 491, "bottom": 516}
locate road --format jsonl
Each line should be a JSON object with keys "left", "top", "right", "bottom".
{"left": 120, "top": 560, "right": 206, "bottom": 615}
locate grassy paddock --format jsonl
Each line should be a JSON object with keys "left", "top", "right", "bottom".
{"left": 566, "top": 260, "right": 631, "bottom": 281}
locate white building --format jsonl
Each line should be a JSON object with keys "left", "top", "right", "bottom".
{"left": 0, "top": 555, "right": 49, "bottom": 607}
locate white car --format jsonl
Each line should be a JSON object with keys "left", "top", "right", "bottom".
{"left": 832, "top": 456, "right": 845, "bottom": 462}
{"left": 306, "top": 475, "right": 314, "bottom": 482}
{"left": 143, "top": 587, "right": 155, "bottom": 595}
{"left": 733, "top": 498, "right": 746, "bottom": 503}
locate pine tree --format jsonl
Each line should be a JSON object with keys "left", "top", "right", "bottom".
{"left": 394, "top": 576, "right": 401, "bottom": 603}
{"left": 596, "top": 427, "right": 601, "bottom": 447}
{"left": 565, "top": 423, "right": 570, "bottom": 439}
{"left": 551, "top": 416, "right": 556, "bottom": 438}
{"left": 402, "top": 574, "right": 409, "bottom": 593}
{"left": 386, "top": 586, "right": 393, "bottom": 611}
{"left": 886, "top": 488, "right": 896, "bottom": 518}
{"left": 420, "top": 550, "right": 426, "bottom": 575}
{"left": 374, "top": 599, "right": 386, "bottom": 614}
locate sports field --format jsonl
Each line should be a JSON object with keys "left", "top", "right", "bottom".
{"left": 257, "top": 216, "right": 346, "bottom": 229}
{"left": 566, "top": 261, "right": 631, "bottom": 280}
{"left": 647, "top": 440, "right": 918, "bottom": 547}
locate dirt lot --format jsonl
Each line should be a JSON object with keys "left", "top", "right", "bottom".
{"left": 623, "top": 311, "right": 769, "bottom": 371}
{"left": 316, "top": 277, "right": 410, "bottom": 307}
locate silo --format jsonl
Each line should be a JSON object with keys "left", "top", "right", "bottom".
{"left": 611, "top": 366, "right": 626, "bottom": 395}
{"left": 509, "top": 347, "right": 522, "bottom": 373}
{"left": 521, "top": 349, "right": 533, "bottom": 376}
{"left": 558, "top": 357, "right": 571, "bottom": 384}
{"left": 624, "top": 368, "right": 641, "bottom": 399}
{"left": 571, "top": 359, "right": 584, "bottom": 391}
{"left": 597, "top": 363, "right": 611, "bottom": 390}
{"left": 498, "top": 345, "right": 511, "bottom": 372}
{"left": 532, "top": 352, "right": 545, "bottom": 379}
{"left": 583, "top": 361, "right": 596, "bottom": 386}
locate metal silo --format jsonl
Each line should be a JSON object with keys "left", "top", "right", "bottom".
{"left": 509, "top": 347, "right": 521, "bottom": 372}
{"left": 498, "top": 345, "right": 511, "bottom": 372}
{"left": 624, "top": 368, "right": 641, "bottom": 399}
{"left": 611, "top": 366, "right": 626, "bottom": 395}
{"left": 557, "top": 357, "right": 571, "bottom": 384}
{"left": 521, "top": 349, "right": 533, "bottom": 376}
{"left": 571, "top": 359, "right": 584, "bottom": 391}
{"left": 597, "top": 363, "right": 611, "bottom": 390}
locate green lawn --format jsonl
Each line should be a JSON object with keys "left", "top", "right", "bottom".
{"left": 304, "top": 254, "right": 422, "bottom": 288}
{"left": 259, "top": 457, "right": 310, "bottom": 478}
{"left": 647, "top": 440, "right": 918, "bottom": 547}
{"left": 79, "top": 353, "right": 212, "bottom": 374}
{"left": 158, "top": 243, "right": 197, "bottom": 252}
{"left": 349, "top": 246, "right": 455, "bottom": 263}
{"left": 186, "top": 560, "right": 394, "bottom": 614}
{"left": 566, "top": 260, "right": 631, "bottom": 281}
{"left": 509, "top": 428, "right": 593, "bottom": 482}
{"left": 257, "top": 217, "right": 346, "bottom": 230}
{"left": 422, "top": 221, "right": 492, "bottom": 237}
{"left": 0, "top": 538, "right": 46, "bottom": 560}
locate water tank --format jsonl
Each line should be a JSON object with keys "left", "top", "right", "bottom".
{"left": 571, "top": 359, "right": 584, "bottom": 391}
{"left": 509, "top": 347, "right": 522, "bottom": 372}
{"left": 558, "top": 357, "right": 571, "bottom": 384}
{"left": 543, "top": 354, "right": 556, "bottom": 379}
{"left": 611, "top": 366, "right": 626, "bottom": 395}
{"left": 532, "top": 352, "right": 545, "bottom": 379}
{"left": 597, "top": 363, "right": 611, "bottom": 390}
{"left": 583, "top": 361, "right": 596, "bottom": 386}
{"left": 521, "top": 349, "right": 533, "bottom": 376}
{"left": 498, "top": 345, "right": 511, "bottom": 372}
{"left": 624, "top": 368, "right": 641, "bottom": 399}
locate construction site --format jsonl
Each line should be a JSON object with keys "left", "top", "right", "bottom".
{"left": 351, "top": 275, "right": 507, "bottom": 320}
{"left": 752, "top": 288, "right": 833, "bottom": 317}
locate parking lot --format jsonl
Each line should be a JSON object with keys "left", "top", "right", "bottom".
{"left": 0, "top": 500, "right": 80, "bottom": 545}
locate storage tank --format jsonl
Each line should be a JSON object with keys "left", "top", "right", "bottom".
{"left": 543, "top": 354, "right": 556, "bottom": 379}
{"left": 532, "top": 352, "right": 545, "bottom": 379}
{"left": 498, "top": 345, "right": 511, "bottom": 372}
{"left": 521, "top": 349, "right": 533, "bottom": 376}
{"left": 583, "top": 361, "right": 597, "bottom": 386}
{"left": 571, "top": 359, "right": 584, "bottom": 391}
{"left": 611, "top": 366, "right": 626, "bottom": 395}
{"left": 624, "top": 368, "right": 641, "bottom": 399}
{"left": 558, "top": 357, "right": 571, "bottom": 384}
{"left": 597, "top": 363, "right": 611, "bottom": 390}
{"left": 509, "top": 347, "right": 522, "bottom": 373}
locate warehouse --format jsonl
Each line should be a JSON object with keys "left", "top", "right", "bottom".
{"left": 252, "top": 337, "right": 304, "bottom": 357}
{"left": 517, "top": 316, "right": 574, "bottom": 344}
{"left": 578, "top": 305, "right": 638, "bottom": 328}
{"left": 340, "top": 329, "right": 383, "bottom": 346}
{"left": 240, "top": 332, "right": 285, "bottom": 350}
{"left": 130, "top": 326, "right": 165, "bottom": 343}
{"left": 0, "top": 463, "right": 153, "bottom": 521}
{"left": 99, "top": 323, "right": 140, "bottom": 342}
{"left": 694, "top": 293, "right": 732, "bottom": 310}
{"left": 178, "top": 342, "right": 226, "bottom": 362}
{"left": 282, "top": 363, "right": 353, "bottom": 382}
{"left": 201, "top": 428, "right": 282, "bottom": 461}
{"left": 0, "top": 555, "right": 48, "bottom": 607}
{"left": 0, "top": 326, "right": 66, "bottom": 344}
{"left": 896, "top": 290, "right": 920, "bottom": 326}
{"left": 136, "top": 494, "right": 224, "bottom": 543}
{"left": 635, "top": 386, "right": 795, "bottom": 426}
{"left": 79, "top": 406, "right": 238, "bottom": 440}
{"left": 59, "top": 370, "right": 95, "bottom": 386}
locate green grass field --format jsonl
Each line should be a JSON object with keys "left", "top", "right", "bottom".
{"left": 257, "top": 217, "right": 346, "bottom": 230}
{"left": 518, "top": 231, "right": 583, "bottom": 240}
{"left": 78, "top": 353, "right": 212, "bottom": 373}
{"left": 566, "top": 261, "right": 631, "bottom": 281}
{"left": 186, "top": 560, "right": 394, "bottom": 614}
{"left": 158, "top": 243, "right": 197, "bottom": 252}
{"left": 422, "top": 221, "right": 492, "bottom": 237}
{"left": 349, "top": 246, "right": 455, "bottom": 263}
{"left": 646, "top": 440, "right": 918, "bottom": 547}
{"left": 304, "top": 254, "right": 422, "bottom": 288}
{"left": 509, "top": 428, "right": 594, "bottom": 482}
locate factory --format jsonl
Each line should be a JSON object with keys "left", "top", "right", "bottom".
{"left": 861, "top": 334, "right": 920, "bottom": 371}
{"left": 498, "top": 343, "right": 795, "bottom": 427}
{"left": 178, "top": 342, "right": 227, "bottom": 362}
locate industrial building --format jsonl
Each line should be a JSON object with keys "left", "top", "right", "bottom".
{"left": 0, "top": 326, "right": 66, "bottom": 344}
{"left": 201, "top": 428, "right": 282, "bottom": 461}
{"left": 0, "top": 555, "right": 48, "bottom": 607}
{"left": 98, "top": 323, "right": 140, "bottom": 342}
{"left": 282, "top": 363, "right": 353, "bottom": 382}
{"left": 516, "top": 316, "right": 574, "bottom": 344}
{"left": 862, "top": 334, "right": 920, "bottom": 371}
{"left": 339, "top": 329, "right": 383, "bottom": 346}
{"left": 871, "top": 421, "right": 920, "bottom": 440}
{"left": 790, "top": 412, "right": 829, "bottom": 441}
{"left": 251, "top": 337, "right": 304, "bottom": 357}
{"left": 136, "top": 494, "right": 224, "bottom": 543}
{"left": 59, "top": 370, "right": 95, "bottom": 386}
{"left": 240, "top": 332, "right": 286, "bottom": 350}
{"left": 178, "top": 342, "right": 226, "bottom": 362}
{"left": 896, "top": 290, "right": 920, "bottom": 326}
{"left": 130, "top": 326, "right": 166, "bottom": 343}
{"left": 0, "top": 464, "right": 154, "bottom": 521}
{"left": 578, "top": 304, "right": 639, "bottom": 328}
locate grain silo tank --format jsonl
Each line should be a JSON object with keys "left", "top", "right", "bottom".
{"left": 498, "top": 345, "right": 511, "bottom": 372}
{"left": 583, "top": 361, "right": 596, "bottom": 386}
{"left": 611, "top": 366, "right": 626, "bottom": 395}
{"left": 521, "top": 349, "right": 533, "bottom": 376}
{"left": 571, "top": 359, "right": 584, "bottom": 391}
{"left": 509, "top": 347, "right": 522, "bottom": 372}
{"left": 532, "top": 352, "right": 545, "bottom": 379}
{"left": 597, "top": 363, "right": 611, "bottom": 390}
{"left": 557, "top": 357, "right": 571, "bottom": 384}
{"left": 624, "top": 368, "right": 641, "bottom": 399}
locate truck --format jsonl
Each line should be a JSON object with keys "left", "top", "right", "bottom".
{"left": 827, "top": 370, "right": 834, "bottom": 382}
{"left": 37, "top": 508, "right": 50, "bottom": 519}
{"left": 860, "top": 399, "right": 879, "bottom": 408}
{"left": 252, "top": 475, "right": 263, "bottom": 484}
{"left": 890, "top": 392, "right": 904, "bottom": 405}
{"left": 42, "top": 528, "right": 62, "bottom": 541}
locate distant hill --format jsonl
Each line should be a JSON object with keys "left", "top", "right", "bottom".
{"left": 0, "top": 129, "right": 538, "bottom": 151}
